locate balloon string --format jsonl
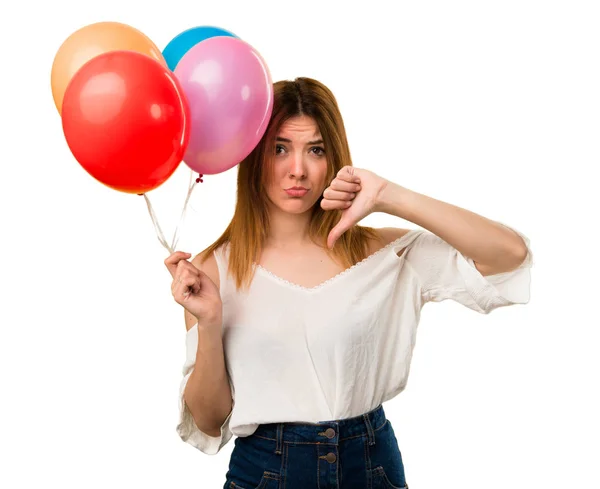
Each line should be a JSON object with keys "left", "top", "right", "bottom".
{"left": 138, "top": 168, "right": 204, "bottom": 256}
{"left": 171, "top": 169, "right": 203, "bottom": 251}
{"left": 140, "top": 193, "right": 174, "bottom": 254}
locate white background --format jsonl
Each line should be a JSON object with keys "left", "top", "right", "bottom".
{"left": 2, "top": 0, "right": 598, "bottom": 488}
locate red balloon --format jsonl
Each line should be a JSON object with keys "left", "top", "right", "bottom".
{"left": 61, "top": 50, "right": 190, "bottom": 194}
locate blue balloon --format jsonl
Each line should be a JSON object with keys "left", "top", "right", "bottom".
{"left": 162, "top": 26, "right": 238, "bottom": 71}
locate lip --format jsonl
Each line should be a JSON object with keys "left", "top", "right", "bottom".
{"left": 284, "top": 187, "right": 309, "bottom": 197}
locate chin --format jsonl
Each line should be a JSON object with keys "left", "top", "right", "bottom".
{"left": 283, "top": 202, "right": 315, "bottom": 213}
{"left": 270, "top": 199, "right": 315, "bottom": 214}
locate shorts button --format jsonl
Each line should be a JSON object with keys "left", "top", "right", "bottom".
{"left": 325, "top": 452, "right": 337, "bottom": 463}
{"left": 325, "top": 428, "right": 336, "bottom": 438}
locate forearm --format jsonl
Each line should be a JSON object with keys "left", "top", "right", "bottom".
{"left": 184, "top": 321, "right": 232, "bottom": 437}
{"left": 376, "top": 182, "right": 527, "bottom": 268}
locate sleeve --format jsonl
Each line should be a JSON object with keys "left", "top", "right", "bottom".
{"left": 405, "top": 222, "right": 533, "bottom": 314}
{"left": 176, "top": 323, "right": 235, "bottom": 455}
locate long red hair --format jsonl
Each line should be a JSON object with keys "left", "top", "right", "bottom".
{"left": 199, "top": 77, "right": 380, "bottom": 292}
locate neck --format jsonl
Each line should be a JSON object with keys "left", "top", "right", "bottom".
{"left": 265, "top": 203, "right": 314, "bottom": 249}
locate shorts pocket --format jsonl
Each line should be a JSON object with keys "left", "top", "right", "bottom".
{"left": 371, "top": 465, "right": 409, "bottom": 489}
{"left": 229, "top": 470, "right": 281, "bottom": 489}
{"left": 366, "top": 419, "right": 408, "bottom": 489}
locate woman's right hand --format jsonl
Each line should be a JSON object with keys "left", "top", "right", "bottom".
{"left": 164, "top": 251, "right": 223, "bottom": 326}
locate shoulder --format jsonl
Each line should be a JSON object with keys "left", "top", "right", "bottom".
{"left": 370, "top": 227, "right": 415, "bottom": 257}
{"left": 374, "top": 227, "right": 414, "bottom": 245}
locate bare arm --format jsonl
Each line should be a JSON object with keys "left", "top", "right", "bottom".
{"left": 183, "top": 252, "right": 233, "bottom": 437}
{"left": 184, "top": 323, "right": 232, "bottom": 436}
{"left": 375, "top": 182, "right": 528, "bottom": 275}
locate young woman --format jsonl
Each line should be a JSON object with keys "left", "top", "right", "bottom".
{"left": 164, "top": 77, "right": 533, "bottom": 489}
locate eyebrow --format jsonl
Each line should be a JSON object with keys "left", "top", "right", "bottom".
{"left": 276, "top": 136, "right": 324, "bottom": 145}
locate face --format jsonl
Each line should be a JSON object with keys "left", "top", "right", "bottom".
{"left": 264, "top": 115, "right": 329, "bottom": 214}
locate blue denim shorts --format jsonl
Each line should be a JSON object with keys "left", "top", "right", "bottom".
{"left": 224, "top": 403, "right": 409, "bottom": 489}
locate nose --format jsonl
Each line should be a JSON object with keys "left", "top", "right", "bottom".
{"left": 288, "top": 151, "right": 307, "bottom": 179}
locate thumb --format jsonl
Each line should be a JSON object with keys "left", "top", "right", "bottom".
{"left": 328, "top": 218, "right": 352, "bottom": 249}
{"left": 198, "top": 270, "right": 219, "bottom": 293}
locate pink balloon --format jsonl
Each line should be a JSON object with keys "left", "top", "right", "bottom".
{"left": 174, "top": 36, "right": 274, "bottom": 175}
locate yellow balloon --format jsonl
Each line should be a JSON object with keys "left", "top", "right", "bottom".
{"left": 51, "top": 21, "right": 166, "bottom": 114}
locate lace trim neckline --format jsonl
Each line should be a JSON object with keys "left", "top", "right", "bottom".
{"left": 253, "top": 229, "right": 420, "bottom": 293}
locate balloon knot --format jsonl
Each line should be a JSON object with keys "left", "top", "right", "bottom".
{"left": 196, "top": 174, "right": 204, "bottom": 183}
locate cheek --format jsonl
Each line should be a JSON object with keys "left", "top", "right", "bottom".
{"left": 317, "top": 164, "right": 329, "bottom": 189}
{"left": 265, "top": 166, "right": 282, "bottom": 189}
{"left": 263, "top": 165, "right": 285, "bottom": 198}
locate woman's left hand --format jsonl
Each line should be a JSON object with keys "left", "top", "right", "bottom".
{"left": 321, "top": 166, "right": 389, "bottom": 249}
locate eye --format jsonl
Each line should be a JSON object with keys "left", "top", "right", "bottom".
{"left": 275, "top": 144, "right": 286, "bottom": 155}
{"left": 311, "top": 146, "right": 325, "bottom": 156}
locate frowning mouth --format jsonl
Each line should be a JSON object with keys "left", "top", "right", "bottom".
{"left": 284, "top": 187, "right": 309, "bottom": 197}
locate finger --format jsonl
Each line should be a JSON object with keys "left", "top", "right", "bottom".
{"left": 183, "top": 278, "right": 201, "bottom": 298}
{"left": 323, "top": 188, "right": 356, "bottom": 201}
{"left": 329, "top": 179, "right": 361, "bottom": 192}
{"left": 177, "top": 259, "right": 201, "bottom": 275}
{"left": 176, "top": 262, "right": 203, "bottom": 287}
{"left": 173, "top": 274, "right": 201, "bottom": 300}
{"left": 164, "top": 252, "right": 191, "bottom": 277}
{"left": 321, "top": 198, "right": 353, "bottom": 211}
{"left": 165, "top": 251, "right": 192, "bottom": 265}
{"left": 173, "top": 264, "right": 201, "bottom": 292}
{"left": 337, "top": 166, "right": 360, "bottom": 182}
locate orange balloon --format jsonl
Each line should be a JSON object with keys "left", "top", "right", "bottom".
{"left": 51, "top": 21, "right": 166, "bottom": 114}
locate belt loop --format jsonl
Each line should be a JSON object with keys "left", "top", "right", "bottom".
{"left": 362, "top": 413, "right": 376, "bottom": 446}
{"left": 275, "top": 423, "right": 283, "bottom": 455}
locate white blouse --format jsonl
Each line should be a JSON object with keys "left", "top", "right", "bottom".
{"left": 176, "top": 225, "right": 533, "bottom": 455}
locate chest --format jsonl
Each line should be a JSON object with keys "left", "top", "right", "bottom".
{"left": 256, "top": 247, "right": 347, "bottom": 289}
{"left": 223, "top": 251, "right": 418, "bottom": 378}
